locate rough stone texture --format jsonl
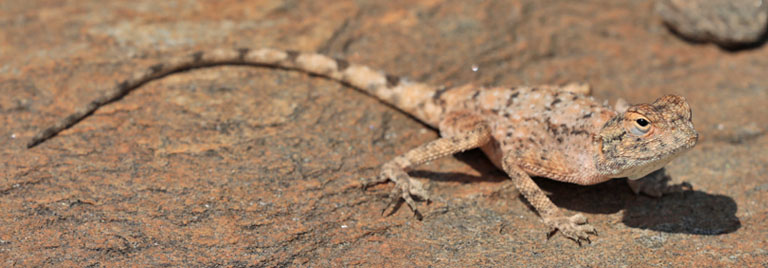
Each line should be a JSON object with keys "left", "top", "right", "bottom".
{"left": 656, "top": 0, "right": 768, "bottom": 48}
{"left": 1, "top": 0, "right": 766, "bottom": 266}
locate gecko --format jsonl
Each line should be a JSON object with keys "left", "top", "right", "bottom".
{"left": 26, "top": 48, "right": 698, "bottom": 244}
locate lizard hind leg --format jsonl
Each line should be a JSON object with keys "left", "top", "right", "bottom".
{"left": 363, "top": 110, "right": 492, "bottom": 220}
{"left": 501, "top": 155, "right": 597, "bottom": 244}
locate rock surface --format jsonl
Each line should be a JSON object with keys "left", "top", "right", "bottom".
{"left": 656, "top": 0, "right": 768, "bottom": 47}
{"left": 1, "top": 0, "right": 766, "bottom": 266}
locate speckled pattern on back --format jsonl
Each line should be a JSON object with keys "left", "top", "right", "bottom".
{"left": 27, "top": 48, "right": 699, "bottom": 244}
{"left": 439, "top": 85, "right": 618, "bottom": 184}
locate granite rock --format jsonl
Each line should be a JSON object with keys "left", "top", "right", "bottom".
{"left": 1, "top": 0, "right": 766, "bottom": 266}
{"left": 656, "top": 0, "right": 768, "bottom": 47}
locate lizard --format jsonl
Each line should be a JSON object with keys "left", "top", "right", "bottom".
{"left": 26, "top": 48, "right": 699, "bottom": 244}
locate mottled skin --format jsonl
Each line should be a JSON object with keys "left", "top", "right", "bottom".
{"left": 27, "top": 48, "right": 698, "bottom": 244}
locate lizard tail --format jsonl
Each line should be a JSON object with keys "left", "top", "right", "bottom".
{"left": 27, "top": 48, "right": 446, "bottom": 148}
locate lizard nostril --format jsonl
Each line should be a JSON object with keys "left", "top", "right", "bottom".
{"left": 688, "top": 133, "right": 699, "bottom": 144}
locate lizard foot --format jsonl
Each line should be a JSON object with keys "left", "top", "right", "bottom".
{"left": 544, "top": 213, "right": 597, "bottom": 245}
{"left": 363, "top": 161, "right": 430, "bottom": 220}
{"left": 627, "top": 169, "right": 693, "bottom": 197}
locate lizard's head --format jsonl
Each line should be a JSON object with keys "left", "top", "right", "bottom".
{"left": 597, "top": 95, "right": 698, "bottom": 179}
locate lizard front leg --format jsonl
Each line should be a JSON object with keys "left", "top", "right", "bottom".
{"left": 364, "top": 111, "right": 491, "bottom": 219}
{"left": 501, "top": 154, "right": 596, "bottom": 244}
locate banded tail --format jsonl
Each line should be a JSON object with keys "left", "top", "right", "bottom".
{"left": 27, "top": 48, "right": 446, "bottom": 148}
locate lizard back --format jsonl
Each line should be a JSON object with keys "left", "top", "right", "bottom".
{"left": 434, "top": 85, "right": 619, "bottom": 184}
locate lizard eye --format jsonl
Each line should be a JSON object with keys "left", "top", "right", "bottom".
{"left": 630, "top": 117, "right": 651, "bottom": 135}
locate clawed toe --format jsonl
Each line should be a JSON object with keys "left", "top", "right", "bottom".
{"left": 360, "top": 175, "right": 388, "bottom": 190}
{"left": 670, "top": 181, "right": 693, "bottom": 193}
{"left": 545, "top": 213, "right": 597, "bottom": 245}
{"left": 368, "top": 163, "right": 430, "bottom": 220}
{"left": 388, "top": 178, "right": 428, "bottom": 219}
{"left": 680, "top": 181, "right": 693, "bottom": 191}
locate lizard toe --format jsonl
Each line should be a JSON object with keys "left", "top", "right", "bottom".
{"left": 401, "top": 188, "right": 423, "bottom": 220}
{"left": 377, "top": 162, "right": 430, "bottom": 219}
{"left": 406, "top": 177, "right": 430, "bottom": 201}
{"left": 360, "top": 175, "right": 389, "bottom": 190}
{"left": 544, "top": 213, "right": 597, "bottom": 245}
{"left": 661, "top": 181, "right": 693, "bottom": 195}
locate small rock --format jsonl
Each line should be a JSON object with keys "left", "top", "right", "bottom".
{"left": 656, "top": 0, "right": 768, "bottom": 47}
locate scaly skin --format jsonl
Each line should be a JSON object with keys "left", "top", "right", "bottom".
{"left": 27, "top": 48, "right": 698, "bottom": 244}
